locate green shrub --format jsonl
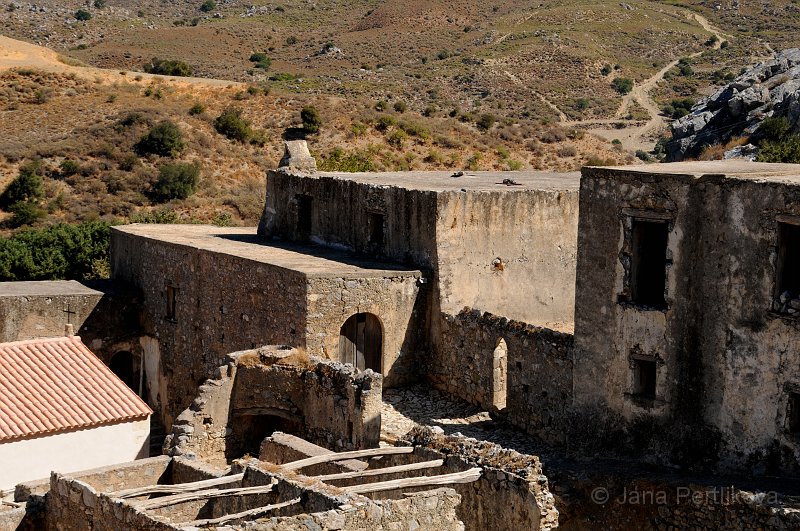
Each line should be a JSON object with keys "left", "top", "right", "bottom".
{"left": 350, "top": 122, "right": 367, "bottom": 136}
{"left": 755, "top": 136, "right": 800, "bottom": 163}
{"left": 9, "top": 201, "right": 45, "bottom": 227}
{"left": 600, "top": 64, "right": 612, "bottom": 76}
{"left": 319, "top": 148, "right": 375, "bottom": 172}
{"left": 59, "top": 159, "right": 80, "bottom": 177}
{"left": 286, "top": 36, "right": 298, "bottom": 45}
{"left": 135, "top": 121, "right": 185, "bottom": 157}
{"left": 144, "top": 58, "right": 193, "bottom": 77}
{"left": 612, "top": 77, "right": 634, "bottom": 94}
{"left": 152, "top": 162, "right": 201, "bottom": 202}
{"left": 93, "top": 0, "right": 106, "bottom": 8}
{"left": 635, "top": 149, "right": 654, "bottom": 162}
{"left": 300, "top": 105, "right": 322, "bottom": 134}
{"left": 200, "top": 0, "right": 215, "bottom": 12}
{"left": 0, "top": 221, "right": 111, "bottom": 280}
{"left": 387, "top": 129, "right": 407, "bottom": 148}
{"left": 188, "top": 103, "right": 205, "bottom": 116}
{"left": 75, "top": 9, "right": 92, "bottom": 21}
{"left": 476, "top": 113, "right": 496, "bottom": 132}
{"left": 214, "top": 108, "right": 252, "bottom": 143}
{"left": 393, "top": 101, "right": 407, "bottom": 113}
{"left": 249, "top": 52, "right": 271, "bottom": 70}
{"left": 757, "top": 116, "right": 791, "bottom": 144}
{"left": 0, "top": 161, "right": 44, "bottom": 210}
{"left": 375, "top": 115, "right": 395, "bottom": 132}
{"left": 375, "top": 100, "right": 388, "bottom": 111}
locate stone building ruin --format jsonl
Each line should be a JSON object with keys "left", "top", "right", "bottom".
{"left": 2, "top": 145, "right": 800, "bottom": 529}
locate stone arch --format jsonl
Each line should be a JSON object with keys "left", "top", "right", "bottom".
{"left": 338, "top": 312, "right": 382, "bottom": 373}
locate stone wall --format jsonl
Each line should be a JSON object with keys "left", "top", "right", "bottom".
{"left": 165, "top": 346, "right": 382, "bottom": 459}
{"left": 573, "top": 164, "right": 800, "bottom": 474}
{"left": 430, "top": 309, "right": 573, "bottom": 442}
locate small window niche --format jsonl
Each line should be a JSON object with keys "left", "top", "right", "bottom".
{"left": 296, "top": 194, "right": 313, "bottom": 237}
{"left": 166, "top": 286, "right": 177, "bottom": 321}
{"left": 788, "top": 392, "right": 800, "bottom": 436}
{"left": 368, "top": 212, "right": 385, "bottom": 255}
{"left": 630, "top": 218, "right": 669, "bottom": 309}
{"left": 774, "top": 221, "right": 800, "bottom": 315}
{"left": 632, "top": 358, "right": 657, "bottom": 400}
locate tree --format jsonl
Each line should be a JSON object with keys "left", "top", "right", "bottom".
{"left": 152, "top": 163, "right": 201, "bottom": 202}
{"left": 300, "top": 106, "right": 322, "bottom": 134}
{"left": 135, "top": 121, "right": 185, "bottom": 157}
{"left": 612, "top": 77, "right": 634, "bottom": 95}
{"left": 75, "top": 9, "right": 92, "bottom": 21}
{"left": 0, "top": 161, "right": 44, "bottom": 210}
{"left": 214, "top": 108, "right": 253, "bottom": 143}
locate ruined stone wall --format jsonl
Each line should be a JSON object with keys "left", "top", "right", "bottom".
{"left": 166, "top": 348, "right": 382, "bottom": 459}
{"left": 435, "top": 188, "right": 579, "bottom": 326}
{"left": 306, "top": 273, "right": 426, "bottom": 386}
{"left": 259, "top": 170, "right": 440, "bottom": 267}
{"left": 111, "top": 229, "right": 308, "bottom": 424}
{"left": 574, "top": 167, "right": 800, "bottom": 474}
{"left": 430, "top": 309, "right": 573, "bottom": 442}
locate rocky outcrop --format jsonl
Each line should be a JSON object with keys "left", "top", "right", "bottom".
{"left": 667, "top": 49, "right": 800, "bottom": 161}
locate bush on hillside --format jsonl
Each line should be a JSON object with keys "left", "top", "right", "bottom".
{"left": 75, "top": 9, "right": 92, "bottom": 21}
{"left": 0, "top": 161, "right": 44, "bottom": 210}
{"left": 213, "top": 108, "right": 253, "bottom": 143}
{"left": 152, "top": 162, "right": 201, "bottom": 202}
{"left": 144, "top": 58, "right": 193, "bottom": 77}
{"left": 300, "top": 105, "right": 322, "bottom": 134}
{"left": 612, "top": 77, "right": 634, "bottom": 94}
{"left": 135, "top": 121, "right": 185, "bottom": 157}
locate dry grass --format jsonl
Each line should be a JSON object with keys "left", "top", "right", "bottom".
{"left": 698, "top": 136, "right": 749, "bottom": 160}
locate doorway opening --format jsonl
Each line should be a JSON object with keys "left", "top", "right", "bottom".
{"left": 338, "top": 313, "right": 382, "bottom": 372}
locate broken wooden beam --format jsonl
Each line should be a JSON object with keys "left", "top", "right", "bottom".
{"left": 178, "top": 497, "right": 301, "bottom": 527}
{"left": 111, "top": 473, "right": 244, "bottom": 499}
{"left": 312, "top": 459, "right": 444, "bottom": 482}
{"left": 342, "top": 467, "right": 482, "bottom": 495}
{"left": 280, "top": 446, "right": 414, "bottom": 472}
{"left": 135, "top": 483, "right": 276, "bottom": 511}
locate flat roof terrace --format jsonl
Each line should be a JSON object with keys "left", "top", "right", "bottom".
{"left": 0, "top": 280, "right": 101, "bottom": 297}
{"left": 593, "top": 161, "right": 800, "bottom": 184}
{"left": 112, "top": 225, "right": 421, "bottom": 279}
{"left": 313, "top": 170, "right": 581, "bottom": 192}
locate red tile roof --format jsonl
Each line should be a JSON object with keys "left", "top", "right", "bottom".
{"left": 0, "top": 336, "right": 151, "bottom": 442}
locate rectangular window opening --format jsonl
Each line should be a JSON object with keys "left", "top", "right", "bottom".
{"left": 368, "top": 212, "right": 384, "bottom": 254}
{"left": 776, "top": 222, "right": 800, "bottom": 300}
{"left": 789, "top": 393, "right": 800, "bottom": 435}
{"left": 297, "top": 194, "right": 313, "bottom": 236}
{"left": 632, "top": 359, "right": 657, "bottom": 399}
{"left": 630, "top": 218, "right": 669, "bottom": 309}
{"left": 166, "top": 286, "right": 177, "bottom": 321}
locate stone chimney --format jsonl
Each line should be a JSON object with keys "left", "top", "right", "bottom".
{"left": 279, "top": 140, "right": 317, "bottom": 173}
{"left": 65, "top": 324, "right": 74, "bottom": 337}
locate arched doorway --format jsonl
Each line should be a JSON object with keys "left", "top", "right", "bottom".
{"left": 109, "top": 351, "right": 137, "bottom": 392}
{"left": 338, "top": 313, "right": 382, "bottom": 372}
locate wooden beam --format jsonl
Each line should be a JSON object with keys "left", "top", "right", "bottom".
{"left": 111, "top": 473, "right": 244, "bottom": 499}
{"left": 178, "top": 497, "right": 301, "bottom": 527}
{"left": 312, "top": 459, "right": 444, "bottom": 482}
{"left": 135, "top": 484, "right": 276, "bottom": 511}
{"left": 342, "top": 468, "right": 482, "bottom": 495}
{"left": 280, "top": 446, "right": 414, "bottom": 472}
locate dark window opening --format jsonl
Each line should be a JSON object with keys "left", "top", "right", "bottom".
{"left": 109, "top": 351, "right": 137, "bottom": 393}
{"left": 297, "top": 194, "right": 312, "bottom": 237}
{"left": 339, "top": 313, "right": 382, "bottom": 372}
{"left": 166, "top": 286, "right": 177, "bottom": 321}
{"left": 776, "top": 222, "right": 800, "bottom": 300}
{"left": 789, "top": 393, "right": 800, "bottom": 435}
{"left": 368, "top": 212, "right": 384, "bottom": 254}
{"left": 630, "top": 219, "right": 669, "bottom": 309}
{"left": 632, "top": 359, "right": 657, "bottom": 399}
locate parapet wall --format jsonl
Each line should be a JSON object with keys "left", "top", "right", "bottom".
{"left": 430, "top": 309, "right": 573, "bottom": 443}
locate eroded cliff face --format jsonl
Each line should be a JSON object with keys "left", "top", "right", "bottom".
{"left": 668, "top": 49, "right": 800, "bottom": 161}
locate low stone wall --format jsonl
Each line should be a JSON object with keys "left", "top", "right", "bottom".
{"left": 165, "top": 346, "right": 382, "bottom": 460}
{"left": 431, "top": 309, "right": 573, "bottom": 442}
{"left": 402, "top": 427, "right": 558, "bottom": 531}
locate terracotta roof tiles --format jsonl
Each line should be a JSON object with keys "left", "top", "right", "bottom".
{"left": 0, "top": 336, "right": 151, "bottom": 442}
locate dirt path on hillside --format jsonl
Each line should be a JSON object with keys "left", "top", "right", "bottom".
{"left": 560, "top": 12, "right": 727, "bottom": 152}
{"left": 0, "top": 34, "right": 242, "bottom": 89}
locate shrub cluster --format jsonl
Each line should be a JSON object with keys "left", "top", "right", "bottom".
{"left": 0, "top": 161, "right": 45, "bottom": 227}
{"left": 213, "top": 108, "right": 253, "bottom": 143}
{"left": 300, "top": 106, "right": 322, "bottom": 134}
{"left": 134, "top": 121, "right": 185, "bottom": 157}
{"left": 152, "top": 162, "right": 201, "bottom": 202}
{"left": 144, "top": 58, "right": 194, "bottom": 77}
{"left": 0, "top": 221, "right": 110, "bottom": 281}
